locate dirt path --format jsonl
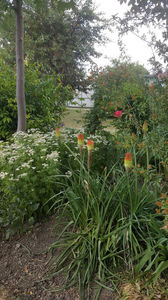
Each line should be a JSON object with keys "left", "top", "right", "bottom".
{"left": 0, "top": 216, "right": 114, "bottom": 300}
{"left": 1, "top": 216, "right": 166, "bottom": 300}
{"left": 0, "top": 216, "right": 81, "bottom": 300}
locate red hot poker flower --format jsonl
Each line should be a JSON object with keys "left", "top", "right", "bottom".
{"left": 87, "top": 140, "right": 94, "bottom": 151}
{"left": 78, "top": 133, "right": 84, "bottom": 146}
{"left": 87, "top": 140, "right": 94, "bottom": 170}
{"left": 142, "top": 121, "right": 148, "bottom": 133}
{"left": 55, "top": 127, "right": 61, "bottom": 138}
{"left": 124, "top": 152, "right": 133, "bottom": 171}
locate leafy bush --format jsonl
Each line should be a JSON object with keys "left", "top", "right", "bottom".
{"left": 0, "top": 58, "right": 17, "bottom": 139}
{"left": 84, "top": 60, "right": 150, "bottom": 134}
{"left": 0, "top": 61, "right": 74, "bottom": 140}
{"left": 25, "top": 64, "right": 74, "bottom": 131}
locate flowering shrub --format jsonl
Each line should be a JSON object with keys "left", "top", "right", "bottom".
{"left": 84, "top": 60, "right": 149, "bottom": 134}
{"left": 0, "top": 130, "right": 61, "bottom": 235}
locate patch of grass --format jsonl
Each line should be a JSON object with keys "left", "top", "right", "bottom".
{"left": 62, "top": 108, "right": 87, "bottom": 129}
{"left": 62, "top": 108, "right": 116, "bottom": 133}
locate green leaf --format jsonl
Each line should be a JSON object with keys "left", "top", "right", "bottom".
{"left": 152, "top": 261, "right": 168, "bottom": 283}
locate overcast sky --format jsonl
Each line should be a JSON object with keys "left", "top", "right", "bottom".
{"left": 93, "top": 0, "right": 154, "bottom": 70}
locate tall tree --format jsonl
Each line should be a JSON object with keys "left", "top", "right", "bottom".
{"left": 0, "top": 0, "right": 75, "bottom": 132}
{"left": 14, "top": 0, "right": 26, "bottom": 131}
{"left": 0, "top": 0, "right": 26, "bottom": 131}
{"left": 113, "top": 0, "right": 168, "bottom": 69}
{"left": 0, "top": 0, "right": 109, "bottom": 90}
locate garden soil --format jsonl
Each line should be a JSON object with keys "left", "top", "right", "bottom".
{"left": 0, "top": 215, "right": 167, "bottom": 300}
{"left": 0, "top": 215, "right": 114, "bottom": 300}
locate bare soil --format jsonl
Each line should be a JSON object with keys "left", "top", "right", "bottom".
{"left": 0, "top": 216, "right": 80, "bottom": 300}
{"left": 0, "top": 215, "right": 113, "bottom": 300}
{"left": 0, "top": 215, "right": 167, "bottom": 300}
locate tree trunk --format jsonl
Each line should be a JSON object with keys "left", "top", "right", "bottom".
{"left": 14, "top": 0, "right": 26, "bottom": 132}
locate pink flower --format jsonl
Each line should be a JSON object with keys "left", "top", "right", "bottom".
{"left": 114, "top": 110, "right": 122, "bottom": 117}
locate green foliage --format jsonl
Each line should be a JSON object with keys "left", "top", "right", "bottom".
{"left": 0, "top": 0, "right": 108, "bottom": 89}
{"left": 0, "top": 130, "right": 61, "bottom": 236}
{"left": 0, "top": 58, "right": 17, "bottom": 139}
{"left": 116, "top": 0, "right": 168, "bottom": 65}
{"left": 0, "top": 123, "right": 168, "bottom": 293}
{"left": 25, "top": 64, "right": 74, "bottom": 131}
{"left": 49, "top": 158, "right": 167, "bottom": 296}
{"left": 0, "top": 61, "right": 74, "bottom": 140}
{"left": 84, "top": 60, "right": 150, "bottom": 134}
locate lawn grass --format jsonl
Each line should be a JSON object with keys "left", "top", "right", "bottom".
{"left": 62, "top": 107, "right": 87, "bottom": 129}
{"left": 62, "top": 107, "right": 116, "bottom": 133}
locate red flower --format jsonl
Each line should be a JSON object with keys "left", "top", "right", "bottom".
{"left": 114, "top": 110, "right": 122, "bottom": 117}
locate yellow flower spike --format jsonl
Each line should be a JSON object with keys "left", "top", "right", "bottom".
{"left": 78, "top": 133, "right": 84, "bottom": 156}
{"left": 55, "top": 127, "right": 61, "bottom": 138}
{"left": 77, "top": 133, "right": 84, "bottom": 147}
{"left": 124, "top": 152, "right": 133, "bottom": 172}
{"left": 87, "top": 140, "right": 94, "bottom": 170}
{"left": 87, "top": 140, "right": 94, "bottom": 151}
{"left": 142, "top": 121, "right": 148, "bottom": 133}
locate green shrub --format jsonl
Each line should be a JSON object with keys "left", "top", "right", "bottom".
{"left": 0, "top": 61, "right": 74, "bottom": 140}
{"left": 84, "top": 60, "right": 150, "bottom": 134}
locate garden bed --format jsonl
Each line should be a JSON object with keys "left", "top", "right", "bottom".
{"left": 0, "top": 215, "right": 167, "bottom": 300}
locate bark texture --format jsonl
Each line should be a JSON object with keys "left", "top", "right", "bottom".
{"left": 14, "top": 0, "right": 26, "bottom": 132}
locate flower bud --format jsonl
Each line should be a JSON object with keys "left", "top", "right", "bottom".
{"left": 78, "top": 133, "right": 84, "bottom": 146}
{"left": 142, "top": 121, "right": 148, "bottom": 133}
{"left": 55, "top": 127, "right": 61, "bottom": 138}
{"left": 87, "top": 140, "right": 94, "bottom": 151}
{"left": 124, "top": 152, "right": 133, "bottom": 171}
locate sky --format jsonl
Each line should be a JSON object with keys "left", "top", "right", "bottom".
{"left": 93, "top": 0, "right": 154, "bottom": 70}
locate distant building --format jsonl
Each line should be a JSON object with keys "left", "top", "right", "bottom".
{"left": 67, "top": 89, "right": 94, "bottom": 108}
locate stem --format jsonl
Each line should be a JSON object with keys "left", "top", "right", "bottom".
{"left": 126, "top": 173, "right": 133, "bottom": 216}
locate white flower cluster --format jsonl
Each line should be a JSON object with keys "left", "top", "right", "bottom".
{"left": 0, "top": 172, "right": 8, "bottom": 179}
{"left": 46, "top": 151, "right": 59, "bottom": 162}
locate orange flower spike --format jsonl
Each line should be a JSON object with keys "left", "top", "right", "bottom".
{"left": 78, "top": 133, "right": 84, "bottom": 146}
{"left": 87, "top": 140, "right": 94, "bottom": 151}
{"left": 55, "top": 127, "right": 61, "bottom": 138}
{"left": 78, "top": 133, "right": 84, "bottom": 156}
{"left": 142, "top": 121, "right": 148, "bottom": 133}
{"left": 124, "top": 152, "right": 133, "bottom": 172}
{"left": 87, "top": 140, "right": 94, "bottom": 170}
